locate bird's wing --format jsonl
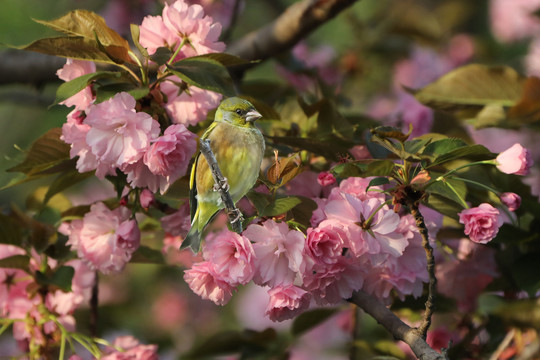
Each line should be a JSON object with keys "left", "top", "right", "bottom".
{"left": 189, "top": 121, "right": 219, "bottom": 222}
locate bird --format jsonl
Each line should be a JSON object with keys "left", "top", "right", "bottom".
{"left": 182, "top": 97, "right": 265, "bottom": 252}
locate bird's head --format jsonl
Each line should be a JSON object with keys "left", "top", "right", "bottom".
{"left": 215, "top": 97, "right": 262, "bottom": 128}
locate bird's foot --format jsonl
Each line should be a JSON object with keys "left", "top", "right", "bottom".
{"left": 213, "top": 177, "right": 230, "bottom": 192}
{"left": 228, "top": 208, "right": 244, "bottom": 224}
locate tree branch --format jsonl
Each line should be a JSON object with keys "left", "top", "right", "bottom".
{"left": 0, "top": 50, "right": 65, "bottom": 85}
{"left": 199, "top": 138, "right": 243, "bottom": 233}
{"left": 228, "top": 0, "right": 359, "bottom": 63}
{"left": 409, "top": 201, "right": 437, "bottom": 339}
{"left": 349, "top": 290, "right": 447, "bottom": 360}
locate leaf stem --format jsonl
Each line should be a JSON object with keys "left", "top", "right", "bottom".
{"left": 444, "top": 180, "right": 469, "bottom": 209}
{"left": 426, "top": 160, "right": 496, "bottom": 188}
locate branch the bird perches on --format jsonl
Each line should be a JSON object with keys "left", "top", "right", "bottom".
{"left": 199, "top": 138, "right": 244, "bottom": 234}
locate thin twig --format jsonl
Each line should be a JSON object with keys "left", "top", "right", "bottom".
{"left": 349, "top": 290, "right": 447, "bottom": 360}
{"left": 89, "top": 271, "right": 99, "bottom": 338}
{"left": 409, "top": 202, "right": 437, "bottom": 340}
{"left": 199, "top": 139, "right": 243, "bottom": 233}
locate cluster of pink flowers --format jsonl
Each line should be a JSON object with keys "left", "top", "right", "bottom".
{"left": 60, "top": 82, "right": 197, "bottom": 194}
{"left": 139, "top": 0, "right": 224, "bottom": 126}
{"left": 0, "top": 245, "right": 94, "bottom": 351}
{"left": 184, "top": 175, "right": 432, "bottom": 321}
{"left": 63, "top": 202, "right": 141, "bottom": 274}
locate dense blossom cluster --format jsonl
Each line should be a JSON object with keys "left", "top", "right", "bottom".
{"left": 184, "top": 176, "right": 432, "bottom": 321}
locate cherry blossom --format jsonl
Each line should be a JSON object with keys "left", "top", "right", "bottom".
{"left": 56, "top": 59, "right": 96, "bottom": 110}
{"left": 66, "top": 202, "right": 141, "bottom": 273}
{"left": 183, "top": 261, "right": 235, "bottom": 305}
{"left": 265, "top": 284, "right": 311, "bottom": 322}
{"left": 243, "top": 220, "right": 306, "bottom": 287}
{"left": 458, "top": 203, "right": 503, "bottom": 244}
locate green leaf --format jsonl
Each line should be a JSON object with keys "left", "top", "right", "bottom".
{"left": 0, "top": 213, "right": 23, "bottom": 246}
{"left": 34, "top": 10, "right": 129, "bottom": 48}
{"left": 267, "top": 135, "right": 353, "bottom": 161}
{"left": 192, "top": 53, "right": 255, "bottom": 68}
{"left": 366, "top": 177, "right": 390, "bottom": 192}
{"left": 0, "top": 255, "right": 30, "bottom": 270}
{"left": 422, "top": 138, "right": 467, "bottom": 157}
{"left": 150, "top": 47, "right": 173, "bottom": 65}
{"left": 15, "top": 36, "right": 125, "bottom": 65}
{"left": 35, "top": 266, "right": 74, "bottom": 292}
{"left": 259, "top": 196, "right": 302, "bottom": 217}
{"left": 7, "top": 128, "right": 70, "bottom": 176}
{"left": 411, "top": 64, "right": 526, "bottom": 112}
{"left": 95, "top": 82, "right": 149, "bottom": 103}
{"left": 332, "top": 160, "right": 395, "bottom": 179}
{"left": 167, "top": 56, "right": 236, "bottom": 96}
{"left": 429, "top": 144, "right": 494, "bottom": 167}
{"left": 130, "top": 245, "right": 165, "bottom": 264}
{"left": 130, "top": 24, "right": 148, "bottom": 58}
{"left": 44, "top": 170, "right": 94, "bottom": 205}
{"left": 54, "top": 71, "right": 120, "bottom": 106}
{"left": 426, "top": 178, "right": 467, "bottom": 210}
{"left": 292, "top": 308, "right": 338, "bottom": 336}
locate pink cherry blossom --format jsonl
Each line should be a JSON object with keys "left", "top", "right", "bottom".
{"left": 62, "top": 110, "right": 116, "bottom": 178}
{"left": 496, "top": 143, "right": 533, "bottom": 176}
{"left": 162, "top": 79, "right": 222, "bottom": 126}
{"left": 490, "top": 0, "right": 540, "bottom": 43}
{"left": 458, "top": 203, "right": 503, "bottom": 244}
{"left": 328, "top": 176, "right": 386, "bottom": 202}
{"left": 317, "top": 171, "right": 336, "bottom": 187}
{"left": 187, "top": 0, "right": 243, "bottom": 30}
{"left": 265, "top": 284, "right": 311, "bottom": 322}
{"left": 66, "top": 202, "right": 141, "bottom": 273}
{"left": 85, "top": 92, "right": 160, "bottom": 170}
{"left": 144, "top": 124, "right": 196, "bottom": 176}
{"left": 183, "top": 261, "right": 235, "bottom": 305}
{"left": 56, "top": 59, "right": 96, "bottom": 110}
{"left": 203, "top": 230, "right": 256, "bottom": 285}
{"left": 101, "top": 335, "right": 158, "bottom": 360}
{"left": 139, "top": 0, "right": 225, "bottom": 59}
{"left": 302, "top": 257, "right": 364, "bottom": 305}
{"left": 305, "top": 220, "right": 347, "bottom": 266}
{"left": 139, "top": 188, "right": 155, "bottom": 209}
{"left": 243, "top": 220, "right": 306, "bottom": 287}
{"left": 324, "top": 195, "right": 408, "bottom": 257}
{"left": 500, "top": 192, "right": 521, "bottom": 212}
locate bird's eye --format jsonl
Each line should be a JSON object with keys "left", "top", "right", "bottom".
{"left": 235, "top": 109, "right": 244, "bottom": 116}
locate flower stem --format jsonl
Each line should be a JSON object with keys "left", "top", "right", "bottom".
{"left": 426, "top": 160, "right": 496, "bottom": 187}
{"left": 444, "top": 180, "right": 469, "bottom": 209}
{"left": 448, "top": 176, "right": 500, "bottom": 195}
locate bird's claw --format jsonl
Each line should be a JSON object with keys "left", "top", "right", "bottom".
{"left": 229, "top": 208, "right": 244, "bottom": 224}
{"left": 213, "top": 177, "right": 229, "bottom": 192}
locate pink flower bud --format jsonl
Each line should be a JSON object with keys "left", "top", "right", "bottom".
{"left": 411, "top": 170, "right": 431, "bottom": 185}
{"left": 500, "top": 192, "right": 521, "bottom": 211}
{"left": 496, "top": 143, "right": 533, "bottom": 175}
{"left": 317, "top": 171, "right": 336, "bottom": 187}
{"left": 458, "top": 203, "right": 503, "bottom": 244}
{"left": 139, "top": 189, "right": 155, "bottom": 209}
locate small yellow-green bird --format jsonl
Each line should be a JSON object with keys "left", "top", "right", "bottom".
{"left": 182, "top": 97, "right": 265, "bottom": 252}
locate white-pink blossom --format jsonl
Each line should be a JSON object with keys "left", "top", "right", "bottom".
{"left": 161, "top": 202, "right": 191, "bottom": 237}
{"left": 101, "top": 335, "right": 159, "bottom": 360}
{"left": 56, "top": 59, "right": 96, "bottom": 110}
{"left": 145, "top": 124, "right": 196, "bottom": 176}
{"left": 490, "top": 0, "right": 540, "bottom": 43}
{"left": 183, "top": 261, "right": 235, "bottom": 305}
{"left": 139, "top": 0, "right": 225, "bottom": 59}
{"left": 500, "top": 192, "right": 521, "bottom": 212}
{"left": 203, "top": 230, "right": 256, "bottom": 285}
{"left": 84, "top": 92, "right": 160, "bottom": 171}
{"left": 265, "top": 284, "right": 311, "bottom": 322}
{"left": 243, "top": 220, "right": 306, "bottom": 287}
{"left": 162, "top": 80, "right": 222, "bottom": 126}
{"left": 496, "top": 143, "right": 533, "bottom": 176}
{"left": 458, "top": 203, "right": 503, "bottom": 244}
{"left": 305, "top": 220, "right": 347, "bottom": 266}
{"left": 324, "top": 195, "right": 408, "bottom": 258}
{"left": 66, "top": 202, "right": 141, "bottom": 273}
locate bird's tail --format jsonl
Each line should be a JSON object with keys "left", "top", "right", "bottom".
{"left": 181, "top": 209, "right": 202, "bottom": 252}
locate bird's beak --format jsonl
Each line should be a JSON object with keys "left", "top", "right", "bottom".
{"left": 245, "top": 109, "right": 262, "bottom": 123}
